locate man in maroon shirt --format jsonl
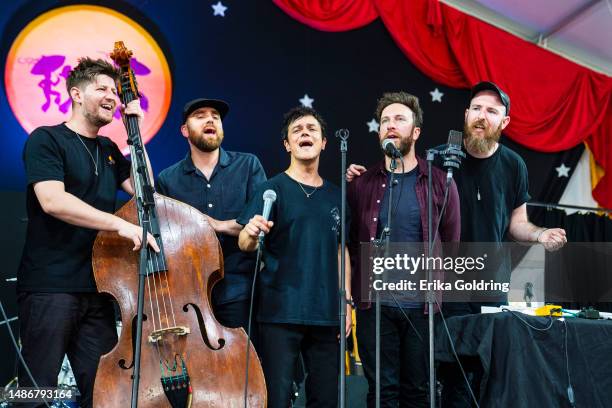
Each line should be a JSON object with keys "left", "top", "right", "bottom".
{"left": 347, "top": 92, "right": 460, "bottom": 407}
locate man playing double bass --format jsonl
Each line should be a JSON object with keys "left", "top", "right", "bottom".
{"left": 17, "top": 57, "right": 158, "bottom": 408}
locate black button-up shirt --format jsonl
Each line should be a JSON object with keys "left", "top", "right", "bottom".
{"left": 156, "top": 148, "right": 266, "bottom": 304}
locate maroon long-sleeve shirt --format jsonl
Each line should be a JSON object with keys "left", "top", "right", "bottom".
{"left": 347, "top": 156, "right": 461, "bottom": 311}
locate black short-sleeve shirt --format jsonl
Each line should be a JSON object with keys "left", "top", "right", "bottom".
{"left": 237, "top": 172, "right": 343, "bottom": 326}
{"left": 455, "top": 144, "right": 531, "bottom": 242}
{"left": 18, "top": 123, "right": 131, "bottom": 292}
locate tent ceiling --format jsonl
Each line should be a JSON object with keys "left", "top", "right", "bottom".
{"left": 441, "top": 0, "right": 612, "bottom": 76}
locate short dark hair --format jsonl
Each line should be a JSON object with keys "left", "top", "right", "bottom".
{"left": 375, "top": 92, "right": 424, "bottom": 128}
{"left": 281, "top": 106, "right": 327, "bottom": 140}
{"left": 66, "top": 57, "right": 120, "bottom": 96}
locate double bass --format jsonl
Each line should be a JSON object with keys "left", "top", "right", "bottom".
{"left": 92, "top": 42, "right": 266, "bottom": 407}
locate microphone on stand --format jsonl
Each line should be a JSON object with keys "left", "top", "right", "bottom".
{"left": 441, "top": 130, "right": 465, "bottom": 181}
{"left": 382, "top": 138, "right": 402, "bottom": 159}
{"left": 258, "top": 189, "right": 277, "bottom": 241}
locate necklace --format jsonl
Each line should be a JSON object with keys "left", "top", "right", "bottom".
{"left": 293, "top": 178, "right": 321, "bottom": 198}
{"left": 470, "top": 147, "right": 500, "bottom": 202}
{"left": 74, "top": 131, "right": 99, "bottom": 176}
{"left": 297, "top": 181, "right": 318, "bottom": 198}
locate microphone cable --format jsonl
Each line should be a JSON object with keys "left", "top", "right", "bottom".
{"left": 502, "top": 308, "right": 575, "bottom": 408}
{"left": 434, "top": 295, "right": 481, "bottom": 408}
{"left": 0, "top": 300, "right": 51, "bottom": 408}
{"left": 426, "top": 167, "right": 481, "bottom": 407}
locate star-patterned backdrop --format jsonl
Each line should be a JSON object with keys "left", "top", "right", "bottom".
{"left": 0, "top": 0, "right": 582, "bottom": 200}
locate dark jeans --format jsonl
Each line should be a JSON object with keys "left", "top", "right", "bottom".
{"left": 17, "top": 292, "right": 118, "bottom": 408}
{"left": 258, "top": 322, "right": 339, "bottom": 408}
{"left": 356, "top": 305, "right": 431, "bottom": 408}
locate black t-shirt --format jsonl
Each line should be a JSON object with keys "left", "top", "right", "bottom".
{"left": 237, "top": 172, "right": 343, "bottom": 326}
{"left": 455, "top": 144, "right": 531, "bottom": 242}
{"left": 18, "top": 123, "right": 131, "bottom": 292}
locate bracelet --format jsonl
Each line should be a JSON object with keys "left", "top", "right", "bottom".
{"left": 346, "top": 298, "right": 355, "bottom": 308}
{"left": 536, "top": 228, "right": 548, "bottom": 242}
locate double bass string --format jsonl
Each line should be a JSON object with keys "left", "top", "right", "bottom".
{"left": 125, "top": 112, "right": 159, "bottom": 332}
{"left": 126, "top": 110, "right": 178, "bottom": 332}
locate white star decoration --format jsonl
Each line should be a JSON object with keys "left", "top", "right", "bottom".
{"left": 299, "top": 94, "right": 314, "bottom": 108}
{"left": 367, "top": 118, "right": 379, "bottom": 133}
{"left": 555, "top": 163, "right": 571, "bottom": 178}
{"left": 212, "top": 1, "right": 228, "bottom": 17}
{"left": 430, "top": 88, "right": 444, "bottom": 103}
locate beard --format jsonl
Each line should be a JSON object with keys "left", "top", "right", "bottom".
{"left": 398, "top": 134, "right": 414, "bottom": 156}
{"left": 382, "top": 126, "right": 414, "bottom": 157}
{"left": 83, "top": 104, "right": 114, "bottom": 128}
{"left": 189, "top": 127, "right": 224, "bottom": 152}
{"left": 463, "top": 120, "right": 502, "bottom": 155}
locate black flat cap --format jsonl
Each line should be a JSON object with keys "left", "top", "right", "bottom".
{"left": 469, "top": 81, "right": 510, "bottom": 115}
{"left": 183, "top": 98, "right": 229, "bottom": 123}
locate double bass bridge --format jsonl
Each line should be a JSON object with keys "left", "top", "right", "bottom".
{"left": 148, "top": 326, "right": 190, "bottom": 343}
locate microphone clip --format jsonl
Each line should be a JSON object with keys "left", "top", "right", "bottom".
{"left": 441, "top": 146, "right": 465, "bottom": 170}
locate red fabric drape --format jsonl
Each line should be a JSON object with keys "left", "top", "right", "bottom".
{"left": 273, "top": 0, "right": 612, "bottom": 208}
{"left": 272, "top": 0, "right": 377, "bottom": 32}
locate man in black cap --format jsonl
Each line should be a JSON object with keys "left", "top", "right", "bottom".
{"left": 441, "top": 81, "right": 567, "bottom": 407}
{"left": 458, "top": 81, "right": 566, "bottom": 255}
{"left": 156, "top": 98, "right": 266, "bottom": 333}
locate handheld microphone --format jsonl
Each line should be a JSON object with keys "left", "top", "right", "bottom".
{"left": 382, "top": 138, "right": 402, "bottom": 159}
{"left": 442, "top": 130, "right": 465, "bottom": 181}
{"left": 259, "top": 189, "right": 277, "bottom": 239}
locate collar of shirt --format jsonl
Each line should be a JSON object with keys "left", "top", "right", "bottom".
{"left": 373, "top": 156, "right": 428, "bottom": 179}
{"left": 180, "top": 147, "right": 232, "bottom": 178}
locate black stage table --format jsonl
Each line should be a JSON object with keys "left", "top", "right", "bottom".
{"left": 435, "top": 311, "right": 612, "bottom": 407}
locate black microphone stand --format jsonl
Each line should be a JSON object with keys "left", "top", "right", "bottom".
{"left": 336, "top": 129, "right": 349, "bottom": 408}
{"left": 374, "top": 154, "right": 398, "bottom": 408}
{"left": 129, "top": 124, "right": 159, "bottom": 408}
{"left": 425, "top": 144, "right": 463, "bottom": 408}
{"left": 425, "top": 149, "right": 437, "bottom": 408}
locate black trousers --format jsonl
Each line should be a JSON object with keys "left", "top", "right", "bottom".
{"left": 17, "top": 292, "right": 117, "bottom": 408}
{"left": 258, "top": 322, "right": 339, "bottom": 408}
{"left": 356, "top": 305, "right": 431, "bottom": 408}
{"left": 213, "top": 299, "right": 259, "bottom": 349}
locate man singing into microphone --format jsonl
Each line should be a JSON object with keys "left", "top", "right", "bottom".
{"left": 238, "top": 106, "right": 352, "bottom": 408}
{"left": 346, "top": 92, "right": 460, "bottom": 407}
{"left": 156, "top": 98, "right": 266, "bottom": 334}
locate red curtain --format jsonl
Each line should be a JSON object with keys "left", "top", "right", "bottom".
{"left": 273, "top": 0, "right": 612, "bottom": 208}
{"left": 271, "top": 0, "right": 377, "bottom": 31}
